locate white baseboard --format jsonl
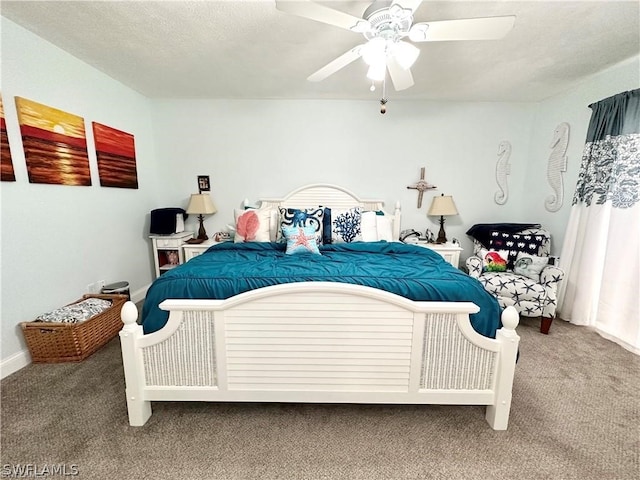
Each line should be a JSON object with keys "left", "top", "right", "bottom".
{"left": 1, "top": 349, "right": 31, "bottom": 380}
{"left": 594, "top": 327, "right": 640, "bottom": 355}
{"left": 1, "top": 284, "right": 149, "bottom": 379}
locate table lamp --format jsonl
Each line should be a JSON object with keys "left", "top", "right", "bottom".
{"left": 186, "top": 193, "right": 217, "bottom": 240}
{"left": 427, "top": 194, "right": 458, "bottom": 244}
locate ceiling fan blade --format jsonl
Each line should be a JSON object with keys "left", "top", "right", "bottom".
{"left": 391, "top": 0, "right": 424, "bottom": 14}
{"left": 276, "top": 0, "right": 368, "bottom": 32}
{"left": 409, "top": 15, "right": 516, "bottom": 42}
{"left": 387, "top": 56, "right": 414, "bottom": 91}
{"left": 307, "top": 47, "right": 363, "bottom": 82}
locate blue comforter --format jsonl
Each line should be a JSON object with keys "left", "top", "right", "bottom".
{"left": 142, "top": 242, "right": 502, "bottom": 337}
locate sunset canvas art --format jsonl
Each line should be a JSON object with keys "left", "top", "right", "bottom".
{"left": 15, "top": 97, "right": 91, "bottom": 186}
{"left": 92, "top": 122, "right": 138, "bottom": 189}
{"left": 0, "top": 95, "right": 16, "bottom": 182}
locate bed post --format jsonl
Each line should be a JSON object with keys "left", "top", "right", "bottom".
{"left": 119, "top": 301, "right": 152, "bottom": 426}
{"left": 485, "top": 306, "right": 520, "bottom": 430}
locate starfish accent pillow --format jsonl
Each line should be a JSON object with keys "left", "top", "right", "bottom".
{"left": 282, "top": 225, "right": 321, "bottom": 255}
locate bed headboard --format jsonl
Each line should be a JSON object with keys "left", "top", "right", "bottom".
{"left": 258, "top": 184, "right": 402, "bottom": 241}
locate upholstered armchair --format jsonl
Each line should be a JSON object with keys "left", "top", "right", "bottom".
{"left": 465, "top": 226, "right": 564, "bottom": 334}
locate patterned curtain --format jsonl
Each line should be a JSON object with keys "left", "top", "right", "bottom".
{"left": 558, "top": 89, "right": 640, "bottom": 353}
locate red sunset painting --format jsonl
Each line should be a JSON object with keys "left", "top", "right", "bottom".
{"left": 1, "top": 95, "right": 16, "bottom": 182}
{"left": 92, "top": 122, "right": 138, "bottom": 189}
{"left": 15, "top": 97, "right": 91, "bottom": 186}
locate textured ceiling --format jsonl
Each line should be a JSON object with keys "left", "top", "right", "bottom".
{"left": 2, "top": 0, "right": 639, "bottom": 102}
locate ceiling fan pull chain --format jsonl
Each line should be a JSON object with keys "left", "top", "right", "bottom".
{"left": 380, "top": 77, "right": 388, "bottom": 115}
{"left": 380, "top": 98, "right": 388, "bottom": 115}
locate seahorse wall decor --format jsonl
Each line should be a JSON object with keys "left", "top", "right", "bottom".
{"left": 494, "top": 140, "right": 511, "bottom": 205}
{"left": 545, "top": 122, "right": 570, "bottom": 212}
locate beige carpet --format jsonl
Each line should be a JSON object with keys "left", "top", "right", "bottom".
{"left": 1, "top": 317, "right": 638, "bottom": 480}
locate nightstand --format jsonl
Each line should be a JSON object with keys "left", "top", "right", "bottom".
{"left": 149, "top": 232, "right": 193, "bottom": 278}
{"left": 416, "top": 241, "right": 463, "bottom": 268}
{"left": 182, "top": 238, "right": 223, "bottom": 262}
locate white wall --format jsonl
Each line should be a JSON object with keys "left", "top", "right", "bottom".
{"left": 151, "top": 99, "right": 536, "bottom": 253}
{"left": 525, "top": 56, "right": 640, "bottom": 254}
{"left": 0, "top": 18, "right": 159, "bottom": 369}
{"left": 151, "top": 57, "right": 639, "bottom": 259}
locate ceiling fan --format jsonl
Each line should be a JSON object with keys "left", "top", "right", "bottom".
{"left": 275, "top": 0, "right": 516, "bottom": 92}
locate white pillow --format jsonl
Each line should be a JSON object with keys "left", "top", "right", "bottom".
{"left": 513, "top": 251, "right": 549, "bottom": 281}
{"left": 354, "top": 211, "right": 394, "bottom": 242}
{"left": 233, "top": 209, "right": 271, "bottom": 243}
{"left": 266, "top": 208, "right": 279, "bottom": 242}
{"left": 376, "top": 215, "right": 394, "bottom": 242}
{"left": 361, "top": 211, "right": 378, "bottom": 242}
{"left": 361, "top": 211, "right": 395, "bottom": 242}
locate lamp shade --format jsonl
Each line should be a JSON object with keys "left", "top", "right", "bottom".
{"left": 186, "top": 194, "right": 217, "bottom": 215}
{"left": 427, "top": 195, "right": 458, "bottom": 216}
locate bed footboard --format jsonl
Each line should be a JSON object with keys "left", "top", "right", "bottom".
{"left": 119, "top": 283, "right": 519, "bottom": 429}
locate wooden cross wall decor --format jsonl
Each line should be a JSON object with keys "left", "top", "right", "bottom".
{"left": 407, "top": 167, "right": 437, "bottom": 208}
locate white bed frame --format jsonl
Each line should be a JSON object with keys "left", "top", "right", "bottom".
{"left": 120, "top": 185, "right": 520, "bottom": 429}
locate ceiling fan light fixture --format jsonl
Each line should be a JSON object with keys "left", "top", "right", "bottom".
{"left": 367, "top": 62, "right": 386, "bottom": 82}
{"left": 361, "top": 37, "right": 386, "bottom": 66}
{"left": 393, "top": 41, "right": 420, "bottom": 69}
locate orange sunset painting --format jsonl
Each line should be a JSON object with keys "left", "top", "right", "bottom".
{"left": 92, "top": 122, "right": 138, "bottom": 189}
{"left": 15, "top": 97, "right": 91, "bottom": 186}
{"left": 1, "top": 95, "right": 16, "bottom": 182}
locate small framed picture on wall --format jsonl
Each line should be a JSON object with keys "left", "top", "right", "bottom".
{"left": 198, "top": 175, "right": 210, "bottom": 193}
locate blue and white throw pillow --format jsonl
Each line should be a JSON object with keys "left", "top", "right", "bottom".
{"left": 282, "top": 225, "right": 321, "bottom": 255}
{"left": 278, "top": 207, "right": 325, "bottom": 245}
{"left": 331, "top": 207, "right": 362, "bottom": 243}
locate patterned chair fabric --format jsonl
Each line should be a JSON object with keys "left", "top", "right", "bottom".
{"left": 466, "top": 227, "right": 564, "bottom": 334}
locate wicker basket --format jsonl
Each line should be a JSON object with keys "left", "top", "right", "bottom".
{"left": 21, "top": 294, "right": 128, "bottom": 363}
